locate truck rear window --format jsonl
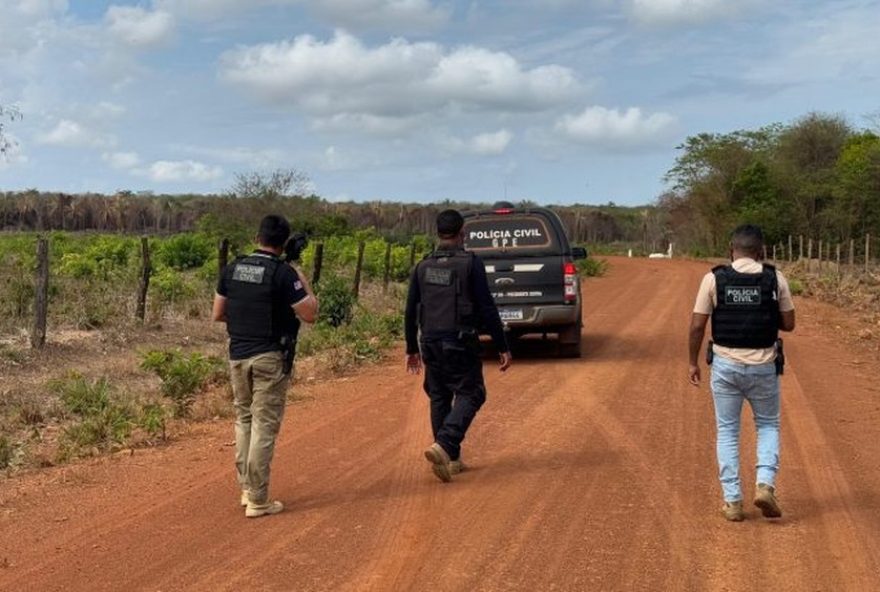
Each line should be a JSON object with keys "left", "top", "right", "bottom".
{"left": 463, "top": 215, "right": 558, "bottom": 252}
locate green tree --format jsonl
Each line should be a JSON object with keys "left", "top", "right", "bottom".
{"left": 832, "top": 132, "right": 880, "bottom": 239}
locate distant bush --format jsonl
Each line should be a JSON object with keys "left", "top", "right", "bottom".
{"left": 141, "top": 350, "right": 224, "bottom": 417}
{"left": 788, "top": 278, "right": 804, "bottom": 296}
{"left": 316, "top": 274, "right": 355, "bottom": 327}
{"left": 577, "top": 257, "right": 608, "bottom": 277}
{"left": 157, "top": 234, "right": 213, "bottom": 270}
{"left": 151, "top": 268, "right": 196, "bottom": 303}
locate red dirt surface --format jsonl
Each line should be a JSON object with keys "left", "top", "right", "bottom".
{"left": 1, "top": 257, "right": 878, "bottom": 591}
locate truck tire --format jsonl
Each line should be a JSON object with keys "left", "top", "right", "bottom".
{"left": 557, "top": 318, "right": 582, "bottom": 358}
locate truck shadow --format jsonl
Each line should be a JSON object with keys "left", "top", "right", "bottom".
{"left": 479, "top": 332, "right": 636, "bottom": 363}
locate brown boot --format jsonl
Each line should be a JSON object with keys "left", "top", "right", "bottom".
{"left": 424, "top": 443, "right": 452, "bottom": 482}
{"left": 754, "top": 483, "right": 782, "bottom": 518}
{"left": 721, "top": 500, "right": 745, "bottom": 522}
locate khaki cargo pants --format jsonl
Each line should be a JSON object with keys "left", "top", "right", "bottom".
{"left": 229, "top": 351, "right": 291, "bottom": 504}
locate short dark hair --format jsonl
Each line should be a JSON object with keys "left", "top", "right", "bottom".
{"left": 258, "top": 214, "right": 291, "bottom": 248}
{"left": 436, "top": 209, "right": 464, "bottom": 238}
{"left": 731, "top": 224, "right": 764, "bottom": 257}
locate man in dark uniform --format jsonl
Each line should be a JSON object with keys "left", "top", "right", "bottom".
{"left": 405, "top": 209, "right": 512, "bottom": 482}
{"left": 212, "top": 214, "right": 318, "bottom": 518}
{"left": 688, "top": 224, "right": 795, "bottom": 521}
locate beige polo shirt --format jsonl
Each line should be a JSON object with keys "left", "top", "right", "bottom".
{"left": 693, "top": 258, "right": 795, "bottom": 365}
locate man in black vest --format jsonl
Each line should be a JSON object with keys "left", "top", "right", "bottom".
{"left": 213, "top": 215, "right": 318, "bottom": 517}
{"left": 405, "top": 209, "right": 512, "bottom": 482}
{"left": 688, "top": 224, "right": 795, "bottom": 521}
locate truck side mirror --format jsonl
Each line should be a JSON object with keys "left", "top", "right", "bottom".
{"left": 571, "top": 247, "right": 588, "bottom": 260}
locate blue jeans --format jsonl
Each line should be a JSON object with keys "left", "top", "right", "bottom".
{"left": 710, "top": 356, "right": 780, "bottom": 502}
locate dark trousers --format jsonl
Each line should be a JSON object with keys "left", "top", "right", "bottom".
{"left": 420, "top": 337, "right": 487, "bottom": 461}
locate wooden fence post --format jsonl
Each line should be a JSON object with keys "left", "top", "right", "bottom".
{"left": 312, "top": 242, "right": 324, "bottom": 286}
{"left": 807, "top": 238, "right": 813, "bottom": 272}
{"left": 849, "top": 239, "right": 855, "bottom": 268}
{"left": 352, "top": 241, "right": 366, "bottom": 299}
{"left": 817, "top": 240, "right": 823, "bottom": 271}
{"left": 799, "top": 235, "right": 803, "bottom": 260}
{"left": 31, "top": 238, "right": 49, "bottom": 349}
{"left": 218, "top": 238, "right": 229, "bottom": 278}
{"left": 383, "top": 241, "right": 392, "bottom": 292}
{"left": 772, "top": 244, "right": 777, "bottom": 261}
{"left": 788, "top": 235, "right": 793, "bottom": 262}
{"left": 136, "top": 237, "right": 151, "bottom": 323}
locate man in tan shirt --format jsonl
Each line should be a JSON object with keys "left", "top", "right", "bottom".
{"left": 688, "top": 225, "right": 796, "bottom": 522}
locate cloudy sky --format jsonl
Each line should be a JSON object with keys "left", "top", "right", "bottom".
{"left": 1, "top": 0, "right": 879, "bottom": 205}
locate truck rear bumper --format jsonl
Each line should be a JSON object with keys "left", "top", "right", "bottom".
{"left": 498, "top": 302, "right": 581, "bottom": 331}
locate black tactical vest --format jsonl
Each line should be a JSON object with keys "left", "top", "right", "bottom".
{"left": 225, "top": 253, "right": 297, "bottom": 340}
{"left": 711, "top": 264, "right": 780, "bottom": 348}
{"left": 416, "top": 249, "right": 478, "bottom": 334}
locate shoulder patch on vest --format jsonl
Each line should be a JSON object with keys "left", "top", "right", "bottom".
{"left": 232, "top": 263, "right": 266, "bottom": 284}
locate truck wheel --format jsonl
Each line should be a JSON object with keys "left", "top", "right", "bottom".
{"left": 557, "top": 321, "right": 582, "bottom": 358}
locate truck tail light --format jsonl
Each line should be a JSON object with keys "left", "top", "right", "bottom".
{"left": 564, "top": 262, "right": 577, "bottom": 302}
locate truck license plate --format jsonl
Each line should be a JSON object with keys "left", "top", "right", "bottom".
{"left": 499, "top": 309, "right": 524, "bottom": 321}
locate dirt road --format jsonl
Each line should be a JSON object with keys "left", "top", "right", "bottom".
{"left": 2, "top": 257, "right": 879, "bottom": 591}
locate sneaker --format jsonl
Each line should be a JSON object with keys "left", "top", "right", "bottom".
{"left": 245, "top": 500, "right": 284, "bottom": 518}
{"left": 424, "top": 443, "right": 452, "bottom": 483}
{"left": 240, "top": 490, "right": 251, "bottom": 507}
{"left": 449, "top": 459, "right": 465, "bottom": 475}
{"left": 721, "top": 500, "right": 745, "bottom": 522}
{"left": 754, "top": 483, "right": 782, "bottom": 518}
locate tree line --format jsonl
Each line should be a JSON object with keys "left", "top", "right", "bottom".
{"left": 659, "top": 112, "right": 880, "bottom": 255}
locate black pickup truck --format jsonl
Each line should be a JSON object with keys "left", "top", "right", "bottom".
{"left": 462, "top": 204, "right": 587, "bottom": 357}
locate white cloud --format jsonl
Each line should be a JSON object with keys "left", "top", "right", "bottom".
{"left": 744, "top": 4, "right": 880, "bottom": 86}
{"left": 313, "top": 0, "right": 450, "bottom": 31}
{"left": 555, "top": 106, "right": 677, "bottom": 148}
{"left": 102, "top": 151, "right": 140, "bottom": 169}
{"left": 105, "top": 5, "right": 175, "bottom": 48}
{"left": 171, "top": 144, "right": 287, "bottom": 169}
{"left": 146, "top": 159, "right": 224, "bottom": 182}
{"left": 37, "top": 119, "right": 116, "bottom": 148}
{"left": 220, "top": 30, "right": 580, "bottom": 128}
{"left": 155, "top": 0, "right": 448, "bottom": 30}
{"left": 442, "top": 129, "right": 514, "bottom": 156}
{"left": 14, "top": 0, "right": 68, "bottom": 18}
{"left": 630, "top": 0, "right": 739, "bottom": 25}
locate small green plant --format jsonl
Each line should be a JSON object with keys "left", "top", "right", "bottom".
{"left": 50, "top": 374, "right": 135, "bottom": 459}
{"left": 157, "top": 234, "right": 214, "bottom": 270}
{"left": 139, "top": 402, "right": 167, "bottom": 440}
{"left": 141, "top": 350, "right": 224, "bottom": 417}
{"left": 577, "top": 257, "right": 608, "bottom": 278}
{"left": 788, "top": 277, "right": 804, "bottom": 296}
{"left": 316, "top": 274, "right": 355, "bottom": 327}
{"left": 151, "top": 268, "right": 196, "bottom": 304}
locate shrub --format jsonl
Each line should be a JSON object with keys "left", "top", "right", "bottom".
{"left": 139, "top": 402, "right": 167, "bottom": 440}
{"left": 157, "top": 234, "right": 214, "bottom": 270}
{"left": 316, "top": 274, "right": 355, "bottom": 327}
{"left": 788, "top": 278, "right": 804, "bottom": 296}
{"left": 577, "top": 257, "right": 609, "bottom": 277}
{"left": 151, "top": 268, "right": 196, "bottom": 303}
{"left": 50, "top": 374, "right": 135, "bottom": 459}
{"left": 141, "top": 350, "right": 224, "bottom": 417}
{"left": 52, "top": 374, "right": 112, "bottom": 417}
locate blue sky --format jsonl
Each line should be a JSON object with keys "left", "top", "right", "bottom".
{"left": 1, "top": 0, "right": 879, "bottom": 205}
